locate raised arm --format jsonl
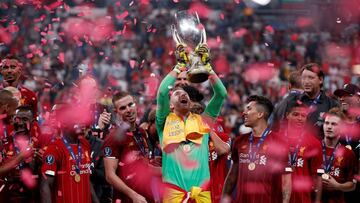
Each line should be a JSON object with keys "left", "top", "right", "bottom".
{"left": 221, "top": 150, "right": 239, "bottom": 202}
{"left": 204, "top": 73, "right": 227, "bottom": 118}
{"left": 156, "top": 44, "right": 188, "bottom": 128}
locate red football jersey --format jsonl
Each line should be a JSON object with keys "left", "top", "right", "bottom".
{"left": 286, "top": 133, "right": 323, "bottom": 203}
{"left": 41, "top": 136, "right": 92, "bottom": 203}
{"left": 321, "top": 144, "right": 356, "bottom": 203}
{"left": 209, "top": 120, "right": 231, "bottom": 203}
{"left": 102, "top": 126, "right": 158, "bottom": 203}
{"left": 231, "top": 131, "right": 289, "bottom": 203}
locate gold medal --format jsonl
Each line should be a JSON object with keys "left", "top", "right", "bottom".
{"left": 346, "top": 145, "right": 352, "bottom": 150}
{"left": 321, "top": 173, "right": 330, "bottom": 180}
{"left": 248, "top": 162, "right": 256, "bottom": 171}
{"left": 74, "top": 174, "right": 81, "bottom": 183}
{"left": 183, "top": 144, "right": 191, "bottom": 153}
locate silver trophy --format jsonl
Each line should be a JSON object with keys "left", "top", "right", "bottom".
{"left": 172, "top": 11, "right": 209, "bottom": 83}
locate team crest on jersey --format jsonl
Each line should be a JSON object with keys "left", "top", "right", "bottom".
{"left": 45, "top": 155, "right": 55, "bottom": 165}
{"left": 104, "top": 147, "right": 112, "bottom": 157}
{"left": 299, "top": 147, "right": 306, "bottom": 156}
{"left": 336, "top": 156, "right": 343, "bottom": 165}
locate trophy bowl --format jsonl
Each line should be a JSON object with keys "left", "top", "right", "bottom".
{"left": 172, "top": 10, "right": 209, "bottom": 83}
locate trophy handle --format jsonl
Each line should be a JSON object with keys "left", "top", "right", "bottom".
{"left": 200, "top": 27, "right": 207, "bottom": 44}
{"left": 172, "top": 25, "right": 184, "bottom": 45}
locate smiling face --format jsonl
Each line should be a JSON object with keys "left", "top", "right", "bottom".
{"left": 170, "top": 88, "right": 191, "bottom": 114}
{"left": 0, "top": 59, "right": 23, "bottom": 87}
{"left": 286, "top": 106, "right": 308, "bottom": 129}
{"left": 323, "top": 115, "right": 341, "bottom": 140}
{"left": 114, "top": 95, "right": 137, "bottom": 124}
{"left": 301, "top": 69, "right": 322, "bottom": 96}
{"left": 243, "top": 101, "right": 264, "bottom": 127}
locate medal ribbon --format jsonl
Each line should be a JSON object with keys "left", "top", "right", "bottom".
{"left": 249, "top": 128, "right": 270, "bottom": 163}
{"left": 132, "top": 128, "right": 147, "bottom": 157}
{"left": 62, "top": 137, "right": 82, "bottom": 174}
{"left": 285, "top": 131, "right": 303, "bottom": 167}
{"left": 321, "top": 141, "right": 340, "bottom": 173}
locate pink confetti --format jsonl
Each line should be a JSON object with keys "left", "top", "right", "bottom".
{"left": 129, "top": 1, "right": 134, "bottom": 6}
{"left": 292, "top": 176, "right": 313, "bottom": 192}
{"left": 129, "top": 60, "right": 136, "bottom": 69}
{"left": 116, "top": 11, "right": 129, "bottom": 20}
{"left": 220, "top": 13, "right": 225, "bottom": 20}
{"left": 57, "top": 190, "right": 62, "bottom": 197}
{"left": 0, "top": 26, "right": 12, "bottom": 44}
{"left": 234, "top": 0, "right": 241, "bottom": 4}
{"left": 20, "top": 169, "right": 36, "bottom": 189}
{"left": 216, "top": 36, "right": 221, "bottom": 43}
{"left": 188, "top": 2, "right": 212, "bottom": 19}
{"left": 295, "top": 17, "right": 313, "bottom": 28}
{"left": 265, "top": 25, "right": 274, "bottom": 34}
{"left": 243, "top": 63, "right": 277, "bottom": 84}
{"left": 173, "top": 0, "right": 179, "bottom": 3}
{"left": 233, "top": 28, "right": 248, "bottom": 38}
{"left": 57, "top": 52, "right": 65, "bottom": 63}
{"left": 145, "top": 75, "right": 160, "bottom": 99}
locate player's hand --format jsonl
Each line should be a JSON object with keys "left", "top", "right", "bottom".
{"left": 322, "top": 175, "right": 339, "bottom": 190}
{"left": 130, "top": 191, "right": 147, "bottom": 203}
{"left": 195, "top": 43, "right": 210, "bottom": 65}
{"left": 175, "top": 43, "right": 189, "bottom": 67}
{"left": 98, "top": 110, "right": 111, "bottom": 130}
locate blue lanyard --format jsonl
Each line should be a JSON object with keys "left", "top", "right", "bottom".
{"left": 285, "top": 131, "right": 303, "bottom": 167}
{"left": 12, "top": 134, "right": 32, "bottom": 169}
{"left": 132, "top": 128, "right": 147, "bottom": 157}
{"left": 322, "top": 141, "right": 340, "bottom": 173}
{"left": 311, "top": 94, "right": 321, "bottom": 106}
{"left": 249, "top": 128, "right": 270, "bottom": 162}
{"left": 62, "top": 137, "right": 81, "bottom": 174}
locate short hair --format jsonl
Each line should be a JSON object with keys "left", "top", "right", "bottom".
{"left": 300, "top": 63, "right": 324, "bottom": 87}
{"left": 15, "top": 105, "right": 34, "bottom": 116}
{"left": 0, "top": 54, "right": 23, "bottom": 69}
{"left": 182, "top": 85, "right": 204, "bottom": 102}
{"left": 288, "top": 70, "right": 302, "bottom": 89}
{"left": 286, "top": 99, "right": 307, "bottom": 114}
{"left": 326, "top": 107, "right": 346, "bottom": 120}
{"left": 246, "top": 95, "right": 274, "bottom": 119}
{"left": 0, "top": 89, "right": 17, "bottom": 106}
{"left": 112, "top": 91, "right": 132, "bottom": 105}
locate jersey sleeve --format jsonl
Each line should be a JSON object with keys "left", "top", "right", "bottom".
{"left": 102, "top": 130, "right": 122, "bottom": 159}
{"left": 344, "top": 149, "right": 356, "bottom": 182}
{"left": 41, "top": 144, "right": 61, "bottom": 177}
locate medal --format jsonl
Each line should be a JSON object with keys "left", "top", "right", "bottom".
{"left": 183, "top": 144, "right": 191, "bottom": 153}
{"left": 248, "top": 128, "right": 271, "bottom": 171}
{"left": 321, "top": 173, "right": 329, "bottom": 180}
{"left": 248, "top": 162, "right": 256, "bottom": 171}
{"left": 74, "top": 174, "right": 81, "bottom": 183}
{"left": 346, "top": 145, "right": 352, "bottom": 150}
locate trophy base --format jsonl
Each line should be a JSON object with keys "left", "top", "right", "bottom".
{"left": 187, "top": 70, "right": 209, "bottom": 83}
